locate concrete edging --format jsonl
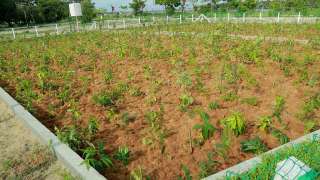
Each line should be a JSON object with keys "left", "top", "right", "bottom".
{"left": 205, "top": 129, "right": 320, "bottom": 179}
{"left": 0, "top": 87, "right": 106, "bottom": 180}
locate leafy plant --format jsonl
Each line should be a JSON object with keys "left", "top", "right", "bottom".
{"left": 130, "top": 166, "right": 144, "bottom": 180}
{"left": 87, "top": 116, "right": 99, "bottom": 136}
{"left": 271, "top": 128, "right": 289, "bottom": 145}
{"left": 272, "top": 96, "right": 285, "bottom": 122}
{"left": 193, "top": 112, "right": 216, "bottom": 140}
{"left": 298, "top": 93, "right": 320, "bottom": 121}
{"left": 104, "top": 69, "right": 113, "bottom": 84}
{"left": 240, "top": 137, "right": 268, "bottom": 154}
{"left": 92, "top": 89, "right": 122, "bottom": 106}
{"left": 241, "top": 97, "right": 258, "bottom": 106}
{"left": 81, "top": 143, "right": 113, "bottom": 172}
{"left": 178, "top": 165, "right": 192, "bottom": 180}
{"left": 221, "top": 91, "right": 239, "bottom": 102}
{"left": 177, "top": 72, "right": 193, "bottom": 89}
{"left": 208, "top": 101, "right": 220, "bottom": 110}
{"left": 198, "top": 152, "right": 217, "bottom": 179}
{"left": 179, "top": 94, "right": 194, "bottom": 111}
{"left": 55, "top": 126, "right": 82, "bottom": 151}
{"left": 114, "top": 146, "right": 130, "bottom": 166}
{"left": 222, "top": 112, "right": 246, "bottom": 136}
{"left": 258, "top": 116, "right": 272, "bottom": 131}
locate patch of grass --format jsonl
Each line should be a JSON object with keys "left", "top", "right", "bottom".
{"left": 241, "top": 97, "right": 259, "bottom": 106}
{"left": 240, "top": 137, "right": 268, "bottom": 154}
{"left": 228, "top": 140, "right": 320, "bottom": 179}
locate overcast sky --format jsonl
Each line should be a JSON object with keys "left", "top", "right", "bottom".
{"left": 92, "top": 0, "right": 165, "bottom": 11}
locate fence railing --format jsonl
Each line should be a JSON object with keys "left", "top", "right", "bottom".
{"left": 0, "top": 13, "right": 319, "bottom": 41}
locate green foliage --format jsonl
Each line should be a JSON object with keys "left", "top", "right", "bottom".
{"left": 55, "top": 126, "right": 82, "bottom": 150}
{"left": 221, "top": 91, "right": 239, "bottom": 102}
{"left": 81, "top": 143, "right": 113, "bottom": 172}
{"left": 298, "top": 93, "right": 320, "bottom": 121}
{"left": 258, "top": 116, "right": 272, "bottom": 131}
{"left": 155, "top": 0, "right": 180, "bottom": 15}
{"left": 114, "top": 146, "right": 130, "bottom": 166}
{"left": 222, "top": 112, "right": 246, "bottom": 136}
{"left": 197, "top": 152, "right": 217, "bottom": 179}
{"left": 104, "top": 69, "right": 113, "bottom": 84}
{"left": 16, "top": 79, "right": 38, "bottom": 112}
{"left": 87, "top": 116, "right": 99, "bottom": 136}
{"left": 130, "top": 167, "right": 144, "bottom": 180}
{"left": 179, "top": 94, "right": 194, "bottom": 111}
{"left": 208, "top": 101, "right": 220, "bottom": 110}
{"left": 241, "top": 97, "right": 258, "bottom": 106}
{"left": 130, "top": 0, "right": 146, "bottom": 15}
{"left": 193, "top": 112, "right": 216, "bottom": 140}
{"left": 240, "top": 137, "right": 268, "bottom": 154}
{"left": 177, "top": 72, "right": 193, "bottom": 89}
{"left": 178, "top": 165, "right": 192, "bottom": 180}
{"left": 272, "top": 96, "right": 285, "bottom": 122}
{"left": 271, "top": 128, "right": 289, "bottom": 145}
{"left": 81, "top": 0, "right": 96, "bottom": 23}
{"left": 92, "top": 89, "right": 122, "bottom": 106}
{"left": 235, "top": 40, "right": 261, "bottom": 64}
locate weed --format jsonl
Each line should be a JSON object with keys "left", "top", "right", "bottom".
{"left": 87, "top": 116, "right": 99, "bottom": 137}
{"left": 179, "top": 94, "right": 194, "bottom": 111}
{"left": 55, "top": 126, "right": 82, "bottom": 150}
{"left": 130, "top": 167, "right": 144, "bottom": 180}
{"left": 177, "top": 72, "right": 193, "bottom": 89}
{"left": 208, "top": 101, "right": 220, "bottom": 110}
{"left": 222, "top": 112, "right": 246, "bottom": 136}
{"left": 221, "top": 91, "right": 239, "bottom": 102}
{"left": 271, "top": 128, "right": 289, "bottom": 145}
{"left": 240, "top": 137, "right": 268, "bottom": 154}
{"left": 272, "top": 96, "right": 285, "bottom": 122}
{"left": 241, "top": 97, "right": 258, "bottom": 106}
{"left": 178, "top": 165, "right": 192, "bottom": 180}
{"left": 197, "top": 152, "right": 217, "bottom": 179}
{"left": 92, "top": 89, "right": 122, "bottom": 107}
{"left": 104, "top": 69, "right": 113, "bottom": 84}
{"left": 114, "top": 146, "right": 130, "bottom": 166}
{"left": 298, "top": 93, "right": 320, "bottom": 121}
{"left": 193, "top": 111, "right": 216, "bottom": 140}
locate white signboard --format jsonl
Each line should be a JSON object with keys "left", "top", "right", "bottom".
{"left": 69, "top": 3, "right": 82, "bottom": 17}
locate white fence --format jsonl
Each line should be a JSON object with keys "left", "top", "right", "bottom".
{"left": 0, "top": 14, "right": 319, "bottom": 41}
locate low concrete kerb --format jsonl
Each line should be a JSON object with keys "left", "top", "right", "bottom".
{"left": 205, "top": 128, "right": 320, "bottom": 180}
{"left": 0, "top": 87, "right": 106, "bottom": 180}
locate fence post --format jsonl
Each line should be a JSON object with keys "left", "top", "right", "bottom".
{"left": 259, "top": 11, "right": 262, "bottom": 20}
{"left": 242, "top": 13, "right": 245, "bottom": 22}
{"left": 11, "top": 28, "right": 16, "bottom": 39}
{"left": 277, "top": 12, "right": 280, "bottom": 23}
{"left": 107, "top": 20, "right": 110, "bottom": 29}
{"left": 55, "top": 24, "right": 59, "bottom": 35}
{"left": 166, "top": 15, "right": 169, "bottom": 24}
{"left": 34, "top": 26, "right": 39, "bottom": 37}
{"left": 297, "top": 12, "right": 301, "bottom": 24}
{"left": 227, "top": 13, "right": 230, "bottom": 22}
{"left": 192, "top": 14, "right": 194, "bottom": 22}
{"left": 123, "top": 19, "right": 126, "bottom": 28}
{"left": 180, "top": 14, "right": 182, "bottom": 24}
{"left": 94, "top": 21, "right": 97, "bottom": 29}
{"left": 153, "top": 16, "right": 155, "bottom": 23}
{"left": 215, "top": 13, "right": 217, "bottom": 22}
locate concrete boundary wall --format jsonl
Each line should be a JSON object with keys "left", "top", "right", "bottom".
{"left": 205, "top": 129, "right": 320, "bottom": 179}
{"left": 0, "top": 87, "right": 106, "bottom": 180}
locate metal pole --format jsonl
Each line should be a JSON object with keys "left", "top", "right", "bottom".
{"left": 153, "top": 16, "right": 155, "bottom": 23}
{"left": 227, "top": 13, "right": 230, "bottom": 22}
{"left": 138, "top": 17, "right": 141, "bottom": 25}
{"left": 259, "top": 11, "right": 262, "bottom": 20}
{"left": 297, "top": 12, "right": 301, "bottom": 24}
{"left": 166, "top": 15, "right": 169, "bottom": 24}
{"left": 55, "top": 24, "right": 59, "bottom": 35}
{"left": 11, "top": 28, "right": 15, "bottom": 39}
{"left": 76, "top": 16, "right": 79, "bottom": 32}
{"left": 180, "top": 14, "right": 182, "bottom": 24}
{"left": 123, "top": 19, "right": 126, "bottom": 28}
{"left": 215, "top": 13, "right": 217, "bottom": 22}
{"left": 34, "top": 26, "right": 39, "bottom": 37}
{"left": 192, "top": 14, "right": 194, "bottom": 22}
{"left": 277, "top": 12, "right": 280, "bottom": 23}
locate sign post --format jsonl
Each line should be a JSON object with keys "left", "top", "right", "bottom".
{"left": 69, "top": 3, "right": 82, "bottom": 32}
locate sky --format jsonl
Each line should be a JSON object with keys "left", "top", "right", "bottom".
{"left": 92, "top": 0, "right": 166, "bottom": 12}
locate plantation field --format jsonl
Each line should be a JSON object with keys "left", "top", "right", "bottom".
{"left": 0, "top": 23, "right": 319, "bottom": 179}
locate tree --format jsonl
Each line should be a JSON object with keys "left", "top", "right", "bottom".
{"left": 0, "top": 0, "right": 17, "bottom": 26}
{"left": 37, "top": 0, "right": 68, "bottom": 23}
{"left": 129, "top": 0, "right": 146, "bottom": 15}
{"left": 81, "top": 0, "right": 96, "bottom": 23}
{"left": 156, "top": 0, "right": 181, "bottom": 15}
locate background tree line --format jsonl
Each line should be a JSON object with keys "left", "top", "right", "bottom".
{"left": 0, "top": 0, "right": 96, "bottom": 27}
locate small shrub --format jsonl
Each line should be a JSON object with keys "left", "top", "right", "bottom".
{"left": 55, "top": 126, "right": 82, "bottom": 151}
{"left": 222, "top": 112, "right": 246, "bottom": 136}
{"left": 272, "top": 96, "right": 285, "bottom": 122}
{"left": 271, "top": 128, "right": 289, "bottom": 145}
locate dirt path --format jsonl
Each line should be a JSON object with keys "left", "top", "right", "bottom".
{"left": 0, "top": 100, "right": 74, "bottom": 180}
